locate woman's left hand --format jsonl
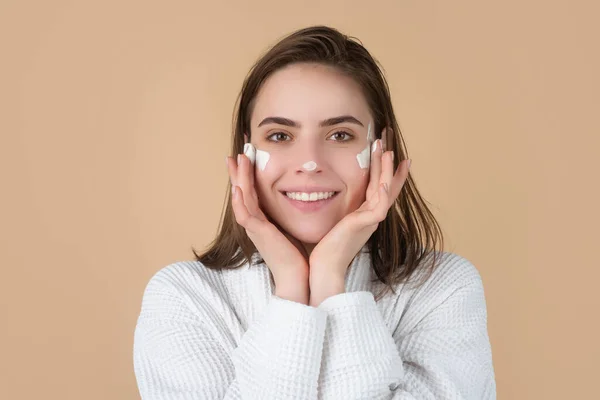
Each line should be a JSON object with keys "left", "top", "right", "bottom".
{"left": 308, "top": 138, "right": 411, "bottom": 306}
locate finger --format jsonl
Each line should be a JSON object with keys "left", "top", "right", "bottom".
{"left": 248, "top": 152, "right": 255, "bottom": 187}
{"left": 243, "top": 141, "right": 256, "bottom": 187}
{"left": 357, "top": 184, "right": 389, "bottom": 226}
{"left": 372, "top": 183, "right": 392, "bottom": 221}
{"left": 226, "top": 156, "right": 239, "bottom": 187}
{"left": 388, "top": 159, "right": 411, "bottom": 200}
{"left": 366, "top": 138, "right": 383, "bottom": 200}
{"left": 379, "top": 183, "right": 392, "bottom": 217}
{"left": 364, "top": 180, "right": 382, "bottom": 209}
{"left": 231, "top": 185, "right": 261, "bottom": 232}
{"left": 381, "top": 150, "right": 395, "bottom": 191}
{"left": 231, "top": 185, "right": 249, "bottom": 223}
{"left": 244, "top": 156, "right": 263, "bottom": 217}
{"left": 241, "top": 142, "right": 260, "bottom": 205}
{"left": 246, "top": 153, "right": 260, "bottom": 204}
{"left": 237, "top": 154, "right": 261, "bottom": 216}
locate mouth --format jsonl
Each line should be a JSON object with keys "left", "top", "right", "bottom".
{"left": 280, "top": 190, "right": 340, "bottom": 212}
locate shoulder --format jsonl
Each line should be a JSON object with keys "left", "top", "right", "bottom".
{"left": 422, "top": 250, "right": 483, "bottom": 288}
{"left": 142, "top": 260, "right": 222, "bottom": 292}
{"left": 405, "top": 250, "right": 486, "bottom": 309}
{"left": 139, "top": 260, "right": 233, "bottom": 311}
{"left": 135, "top": 260, "right": 247, "bottom": 352}
{"left": 394, "top": 251, "right": 489, "bottom": 333}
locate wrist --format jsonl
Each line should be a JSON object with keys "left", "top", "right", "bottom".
{"left": 275, "top": 289, "right": 309, "bottom": 305}
{"left": 309, "top": 275, "right": 345, "bottom": 307}
{"left": 309, "top": 268, "right": 345, "bottom": 289}
{"left": 274, "top": 273, "right": 310, "bottom": 305}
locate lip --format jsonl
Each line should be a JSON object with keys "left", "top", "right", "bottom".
{"left": 280, "top": 190, "right": 340, "bottom": 212}
{"left": 280, "top": 186, "right": 339, "bottom": 193}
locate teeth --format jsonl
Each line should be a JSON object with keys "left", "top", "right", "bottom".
{"left": 285, "top": 191, "right": 336, "bottom": 202}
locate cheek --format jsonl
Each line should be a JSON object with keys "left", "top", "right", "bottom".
{"left": 331, "top": 152, "right": 370, "bottom": 194}
{"left": 347, "top": 173, "right": 370, "bottom": 208}
{"left": 253, "top": 151, "right": 283, "bottom": 197}
{"left": 344, "top": 149, "right": 371, "bottom": 202}
{"left": 342, "top": 166, "right": 370, "bottom": 191}
{"left": 329, "top": 150, "right": 369, "bottom": 176}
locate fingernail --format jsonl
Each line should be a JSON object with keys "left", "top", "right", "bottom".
{"left": 383, "top": 183, "right": 389, "bottom": 192}
{"left": 231, "top": 185, "right": 237, "bottom": 197}
{"left": 391, "top": 151, "right": 394, "bottom": 161}
{"left": 408, "top": 159, "right": 412, "bottom": 169}
{"left": 237, "top": 154, "right": 241, "bottom": 164}
{"left": 371, "top": 139, "right": 379, "bottom": 153}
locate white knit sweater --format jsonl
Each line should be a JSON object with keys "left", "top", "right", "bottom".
{"left": 133, "top": 247, "right": 496, "bottom": 399}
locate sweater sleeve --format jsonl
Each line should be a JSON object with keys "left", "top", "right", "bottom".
{"left": 315, "top": 279, "right": 496, "bottom": 399}
{"left": 133, "top": 268, "right": 328, "bottom": 400}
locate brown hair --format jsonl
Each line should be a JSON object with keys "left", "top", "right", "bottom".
{"left": 192, "top": 25, "right": 445, "bottom": 299}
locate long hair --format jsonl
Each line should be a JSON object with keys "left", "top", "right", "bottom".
{"left": 192, "top": 25, "right": 445, "bottom": 299}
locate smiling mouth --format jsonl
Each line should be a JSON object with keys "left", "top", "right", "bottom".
{"left": 281, "top": 191, "right": 340, "bottom": 202}
{"left": 278, "top": 191, "right": 341, "bottom": 213}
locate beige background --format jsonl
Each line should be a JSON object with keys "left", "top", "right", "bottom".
{"left": 1, "top": 1, "right": 598, "bottom": 398}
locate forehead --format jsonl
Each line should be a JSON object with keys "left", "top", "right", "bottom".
{"left": 251, "top": 63, "right": 371, "bottom": 126}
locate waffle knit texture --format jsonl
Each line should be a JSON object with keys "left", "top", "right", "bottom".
{"left": 133, "top": 248, "right": 496, "bottom": 399}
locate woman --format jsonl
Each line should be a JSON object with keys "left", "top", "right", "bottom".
{"left": 133, "top": 25, "right": 496, "bottom": 399}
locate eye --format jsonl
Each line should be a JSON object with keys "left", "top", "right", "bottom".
{"left": 266, "top": 132, "right": 292, "bottom": 142}
{"left": 266, "top": 130, "right": 354, "bottom": 143}
{"left": 328, "top": 130, "right": 354, "bottom": 142}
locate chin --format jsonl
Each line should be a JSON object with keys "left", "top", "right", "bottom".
{"left": 281, "top": 222, "right": 332, "bottom": 244}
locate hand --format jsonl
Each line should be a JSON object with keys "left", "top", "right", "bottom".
{"left": 226, "top": 152, "right": 310, "bottom": 304}
{"left": 308, "top": 138, "right": 411, "bottom": 306}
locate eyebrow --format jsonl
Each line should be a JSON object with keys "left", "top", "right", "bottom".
{"left": 257, "top": 115, "right": 364, "bottom": 128}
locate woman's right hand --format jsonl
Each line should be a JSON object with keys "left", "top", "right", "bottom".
{"left": 226, "top": 153, "right": 310, "bottom": 304}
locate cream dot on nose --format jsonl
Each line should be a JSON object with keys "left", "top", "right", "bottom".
{"left": 302, "top": 161, "right": 317, "bottom": 171}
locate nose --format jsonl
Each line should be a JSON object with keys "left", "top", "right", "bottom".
{"left": 296, "top": 159, "right": 323, "bottom": 174}
{"left": 292, "top": 138, "right": 326, "bottom": 174}
{"left": 295, "top": 151, "right": 324, "bottom": 174}
{"left": 302, "top": 161, "right": 317, "bottom": 171}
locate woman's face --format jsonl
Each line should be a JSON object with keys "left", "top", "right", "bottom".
{"left": 248, "top": 62, "right": 374, "bottom": 245}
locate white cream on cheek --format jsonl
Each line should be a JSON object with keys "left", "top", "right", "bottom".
{"left": 356, "top": 122, "right": 373, "bottom": 169}
{"left": 256, "top": 149, "right": 270, "bottom": 171}
{"left": 243, "top": 143, "right": 270, "bottom": 171}
{"left": 243, "top": 143, "right": 256, "bottom": 164}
